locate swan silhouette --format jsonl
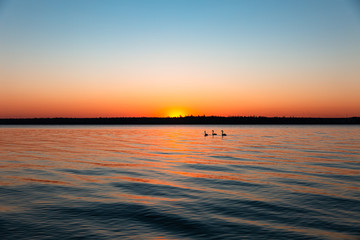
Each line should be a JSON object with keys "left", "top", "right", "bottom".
{"left": 204, "top": 131, "right": 208, "bottom": 136}
{"left": 221, "top": 130, "right": 227, "bottom": 136}
{"left": 212, "top": 130, "right": 217, "bottom": 136}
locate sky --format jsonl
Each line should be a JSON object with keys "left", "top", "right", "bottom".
{"left": 0, "top": 0, "right": 359, "bottom": 118}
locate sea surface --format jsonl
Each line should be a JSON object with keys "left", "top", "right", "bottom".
{"left": 0, "top": 125, "right": 359, "bottom": 239}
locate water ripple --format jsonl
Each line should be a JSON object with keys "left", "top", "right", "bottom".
{"left": 0, "top": 125, "right": 359, "bottom": 239}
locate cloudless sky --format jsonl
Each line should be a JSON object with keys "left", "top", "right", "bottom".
{"left": 1, "top": 0, "right": 359, "bottom": 117}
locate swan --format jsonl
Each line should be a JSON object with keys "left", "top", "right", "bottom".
{"left": 221, "top": 130, "right": 227, "bottom": 136}
{"left": 212, "top": 130, "right": 217, "bottom": 136}
{"left": 204, "top": 131, "right": 208, "bottom": 136}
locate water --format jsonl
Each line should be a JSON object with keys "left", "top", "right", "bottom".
{"left": 0, "top": 125, "right": 359, "bottom": 239}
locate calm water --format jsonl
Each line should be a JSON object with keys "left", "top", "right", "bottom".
{"left": 0, "top": 125, "right": 359, "bottom": 239}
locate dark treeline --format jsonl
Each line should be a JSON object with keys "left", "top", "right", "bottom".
{"left": 0, "top": 116, "right": 359, "bottom": 125}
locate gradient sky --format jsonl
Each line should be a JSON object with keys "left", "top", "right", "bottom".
{"left": 1, "top": 0, "right": 359, "bottom": 118}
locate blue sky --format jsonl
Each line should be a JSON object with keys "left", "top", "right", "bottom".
{"left": 1, "top": 0, "right": 359, "bottom": 117}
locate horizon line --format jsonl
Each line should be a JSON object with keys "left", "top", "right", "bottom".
{"left": 1, "top": 115, "right": 359, "bottom": 120}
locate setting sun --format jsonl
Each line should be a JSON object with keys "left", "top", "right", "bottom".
{"left": 167, "top": 109, "right": 187, "bottom": 118}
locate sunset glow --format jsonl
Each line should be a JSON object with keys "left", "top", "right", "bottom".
{"left": 0, "top": 0, "right": 359, "bottom": 118}
{"left": 166, "top": 109, "right": 188, "bottom": 118}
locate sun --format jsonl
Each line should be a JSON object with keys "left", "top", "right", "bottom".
{"left": 158, "top": 106, "right": 197, "bottom": 118}
{"left": 167, "top": 109, "right": 187, "bottom": 118}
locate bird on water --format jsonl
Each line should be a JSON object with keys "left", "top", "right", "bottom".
{"left": 212, "top": 130, "right": 217, "bottom": 136}
{"left": 204, "top": 131, "right": 208, "bottom": 136}
{"left": 221, "top": 130, "right": 227, "bottom": 136}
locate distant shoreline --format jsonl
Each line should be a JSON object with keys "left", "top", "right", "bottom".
{"left": 0, "top": 117, "right": 359, "bottom": 125}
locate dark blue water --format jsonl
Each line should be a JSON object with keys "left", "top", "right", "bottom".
{"left": 0, "top": 126, "right": 359, "bottom": 239}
